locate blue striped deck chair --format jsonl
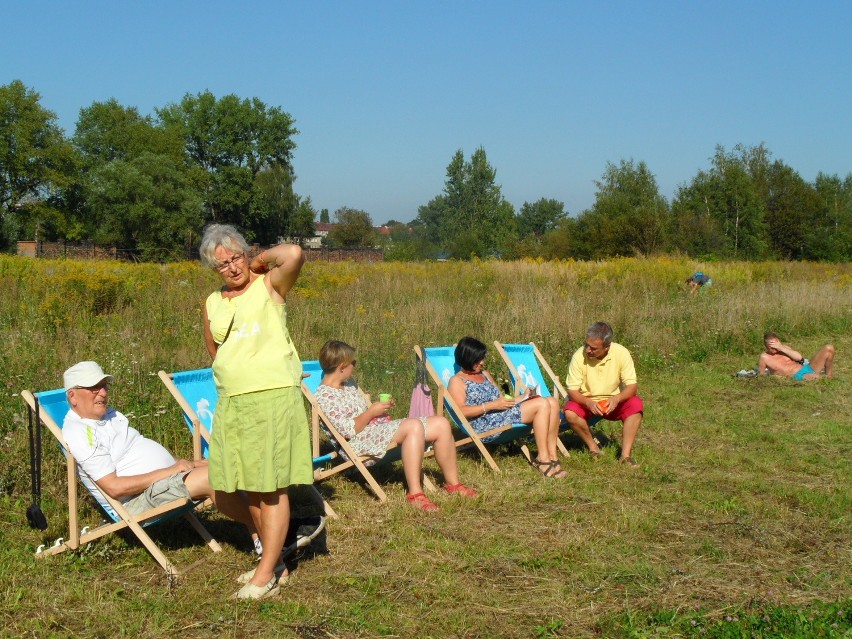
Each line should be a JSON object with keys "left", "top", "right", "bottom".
{"left": 158, "top": 368, "right": 337, "bottom": 519}
{"left": 493, "top": 341, "right": 602, "bottom": 450}
{"left": 300, "top": 360, "right": 436, "bottom": 504}
{"left": 414, "top": 345, "right": 534, "bottom": 472}
{"left": 21, "top": 387, "right": 221, "bottom": 577}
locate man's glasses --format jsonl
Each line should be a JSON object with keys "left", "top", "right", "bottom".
{"left": 216, "top": 254, "right": 245, "bottom": 272}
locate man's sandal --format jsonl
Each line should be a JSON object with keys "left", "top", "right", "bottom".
{"left": 406, "top": 492, "right": 439, "bottom": 512}
{"left": 619, "top": 456, "right": 639, "bottom": 468}
{"left": 529, "top": 458, "right": 567, "bottom": 479}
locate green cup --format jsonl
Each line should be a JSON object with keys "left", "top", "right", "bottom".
{"left": 379, "top": 393, "right": 391, "bottom": 402}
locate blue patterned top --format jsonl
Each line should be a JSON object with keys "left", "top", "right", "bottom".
{"left": 462, "top": 377, "right": 522, "bottom": 442}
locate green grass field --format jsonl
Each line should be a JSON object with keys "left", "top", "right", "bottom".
{"left": 0, "top": 255, "right": 849, "bottom": 638}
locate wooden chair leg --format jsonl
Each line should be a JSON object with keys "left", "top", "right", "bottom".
{"left": 183, "top": 512, "right": 222, "bottom": 553}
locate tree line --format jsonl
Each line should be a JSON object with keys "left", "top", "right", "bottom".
{"left": 1, "top": 80, "right": 316, "bottom": 260}
{"left": 2, "top": 80, "right": 849, "bottom": 262}
{"left": 386, "top": 145, "right": 849, "bottom": 262}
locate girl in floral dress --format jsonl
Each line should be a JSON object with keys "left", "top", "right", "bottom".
{"left": 315, "top": 340, "right": 478, "bottom": 511}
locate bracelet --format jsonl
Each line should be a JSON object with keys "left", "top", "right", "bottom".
{"left": 482, "top": 403, "right": 487, "bottom": 415}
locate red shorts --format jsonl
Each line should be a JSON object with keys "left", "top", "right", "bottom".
{"left": 564, "top": 396, "right": 644, "bottom": 422}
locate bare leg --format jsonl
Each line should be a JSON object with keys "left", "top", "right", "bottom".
{"left": 246, "top": 489, "right": 289, "bottom": 586}
{"left": 391, "top": 419, "right": 426, "bottom": 495}
{"left": 564, "top": 409, "right": 602, "bottom": 454}
{"left": 520, "top": 398, "right": 566, "bottom": 477}
{"left": 810, "top": 344, "right": 835, "bottom": 378}
{"left": 620, "top": 412, "right": 642, "bottom": 461}
{"left": 519, "top": 397, "right": 553, "bottom": 462}
{"left": 545, "top": 396, "right": 561, "bottom": 460}
{"left": 423, "top": 416, "right": 460, "bottom": 485}
{"left": 183, "top": 467, "right": 257, "bottom": 536}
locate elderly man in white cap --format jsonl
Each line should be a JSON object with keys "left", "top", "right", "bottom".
{"left": 62, "top": 361, "right": 259, "bottom": 543}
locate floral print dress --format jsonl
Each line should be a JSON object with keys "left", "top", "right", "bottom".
{"left": 315, "top": 380, "right": 427, "bottom": 459}
{"left": 461, "top": 377, "right": 522, "bottom": 442}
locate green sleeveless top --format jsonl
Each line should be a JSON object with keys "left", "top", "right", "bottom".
{"left": 205, "top": 275, "right": 302, "bottom": 397}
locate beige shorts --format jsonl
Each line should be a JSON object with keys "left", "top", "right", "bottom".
{"left": 123, "top": 471, "right": 191, "bottom": 516}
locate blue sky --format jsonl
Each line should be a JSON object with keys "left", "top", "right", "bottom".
{"left": 3, "top": 1, "right": 850, "bottom": 224}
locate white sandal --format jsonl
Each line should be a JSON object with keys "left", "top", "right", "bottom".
{"left": 237, "top": 564, "right": 290, "bottom": 585}
{"left": 233, "top": 577, "right": 279, "bottom": 600}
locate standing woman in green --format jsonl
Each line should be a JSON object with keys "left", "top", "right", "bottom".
{"left": 200, "top": 224, "right": 313, "bottom": 600}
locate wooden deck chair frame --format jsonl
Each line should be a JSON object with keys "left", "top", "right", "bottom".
{"left": 493, "top": 341, "right": 573, "bottom": 457}
{"left": 493, "top": 341, "right": 602, "bottom": 445}
{"left": 157, "top": 369, "right": 337, "bottom": 519}
{"left": 414, "top": 344, "right": 534, "bottom": 473}
{"left": 21, "top": 389, "right": 221, "bottom": 578}
{"left": 300, "top": 360, "right": 435, "bottom": 504}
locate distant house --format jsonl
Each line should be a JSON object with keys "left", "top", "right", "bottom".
{"left": 305, "top": 222, "right": 335, "bottom": 249}
{"left": 304, "top": 222, "right": 401, "bottom": 248}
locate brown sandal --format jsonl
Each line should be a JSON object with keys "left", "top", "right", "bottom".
{"left": 619, "top": 456, "right": 639, "bottom": 468}
{"left": 529, "top": 458, "right": 567, "bottom": 479}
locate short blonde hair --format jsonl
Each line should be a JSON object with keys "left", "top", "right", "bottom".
{"left": 198, "top": 224, "right": 250, "bottom": 270}
{"left": 320, "top": 340, "right": 356, "bottom": 374}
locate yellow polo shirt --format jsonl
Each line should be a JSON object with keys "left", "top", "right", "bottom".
{"left": 565, "top": 342, "right": 637, "bottom": 401}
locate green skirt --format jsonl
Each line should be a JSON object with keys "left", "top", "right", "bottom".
{"left": 209, "top": 386, "right": 313, "bottom": 493}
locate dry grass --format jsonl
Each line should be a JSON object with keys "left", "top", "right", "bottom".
{"left": 0, "top": 255, "right": 849, "bottom": 637}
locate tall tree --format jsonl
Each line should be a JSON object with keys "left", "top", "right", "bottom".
{"left": 0, "top": 80, "right": 74, "bottom": 247}
{"left": 319, "top": 208, "right": 330, "bottom": 224}
{"left": 414, "top": 194, "right": 448, "bottom": 248}
{"left": 811, "top": 172, "right": 852, "bottom": 261}
{"left": 516, "top": 198, "right": 567, "bottom": 238}
{"left": 157, "top": 91, "right": 298, "bottom": 238}
{"left": 764, "top": 160, "right": 820, "bottom": 259}
{"left": 707, "top": 146, "right": 768, "bottom": 258}
{"left": 576, "top": 159, "right": 669, "bottom": 258}
{"left": 670, "top": 170, "right": 728, "bottom": 257}
{"left": 86, "top": 152, "right": 203, "bottom": 260}
{"left": 415, "top": 147, "right": 515, "bottom": 259}
{"left": 69, "top": 99, "right": 190, "bottom": 244}
{"left": 73, "top": 99, "right": 183, "bottom": 166}
{"left": 328, "top": 207, "right": 376, "bottom": 248}
{"left": 251, "top": 163, "right": 296, "bottom": 245}
{"left": 290, "top": 195, "right": 317, "bottom": 243}
{"left": 672, "top": 145, "right": 768, "bottom": 258}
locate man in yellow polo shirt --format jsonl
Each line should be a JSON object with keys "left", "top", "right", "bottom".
{"left": 563, "top": 322, "right": 644, "bottom": 467}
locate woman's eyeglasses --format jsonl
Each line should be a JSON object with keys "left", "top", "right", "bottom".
{"left": 216, "top": 254, "right": 245, "bottom": 272}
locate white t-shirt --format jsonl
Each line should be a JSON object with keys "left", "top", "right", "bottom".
{"left": 63, "top": 408, "right": 176, "bottom": 509}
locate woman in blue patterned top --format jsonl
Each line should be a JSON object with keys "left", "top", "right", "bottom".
{"left": 447, "top": 337, "right": 566, "bottom": 478}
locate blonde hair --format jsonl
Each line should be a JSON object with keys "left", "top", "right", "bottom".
{"left": 319, "top": 340, "right": 356, "bottom": 374}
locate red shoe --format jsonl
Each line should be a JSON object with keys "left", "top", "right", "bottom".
{"left": 406, "top": 492, "right": 439, "bottom": 512}
{"left": 444, "top": 483, "right": 479, "bottom": 497}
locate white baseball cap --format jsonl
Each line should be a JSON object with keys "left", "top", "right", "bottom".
{"left": 63, "top": 361, "right": 115, "bottom": 392}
